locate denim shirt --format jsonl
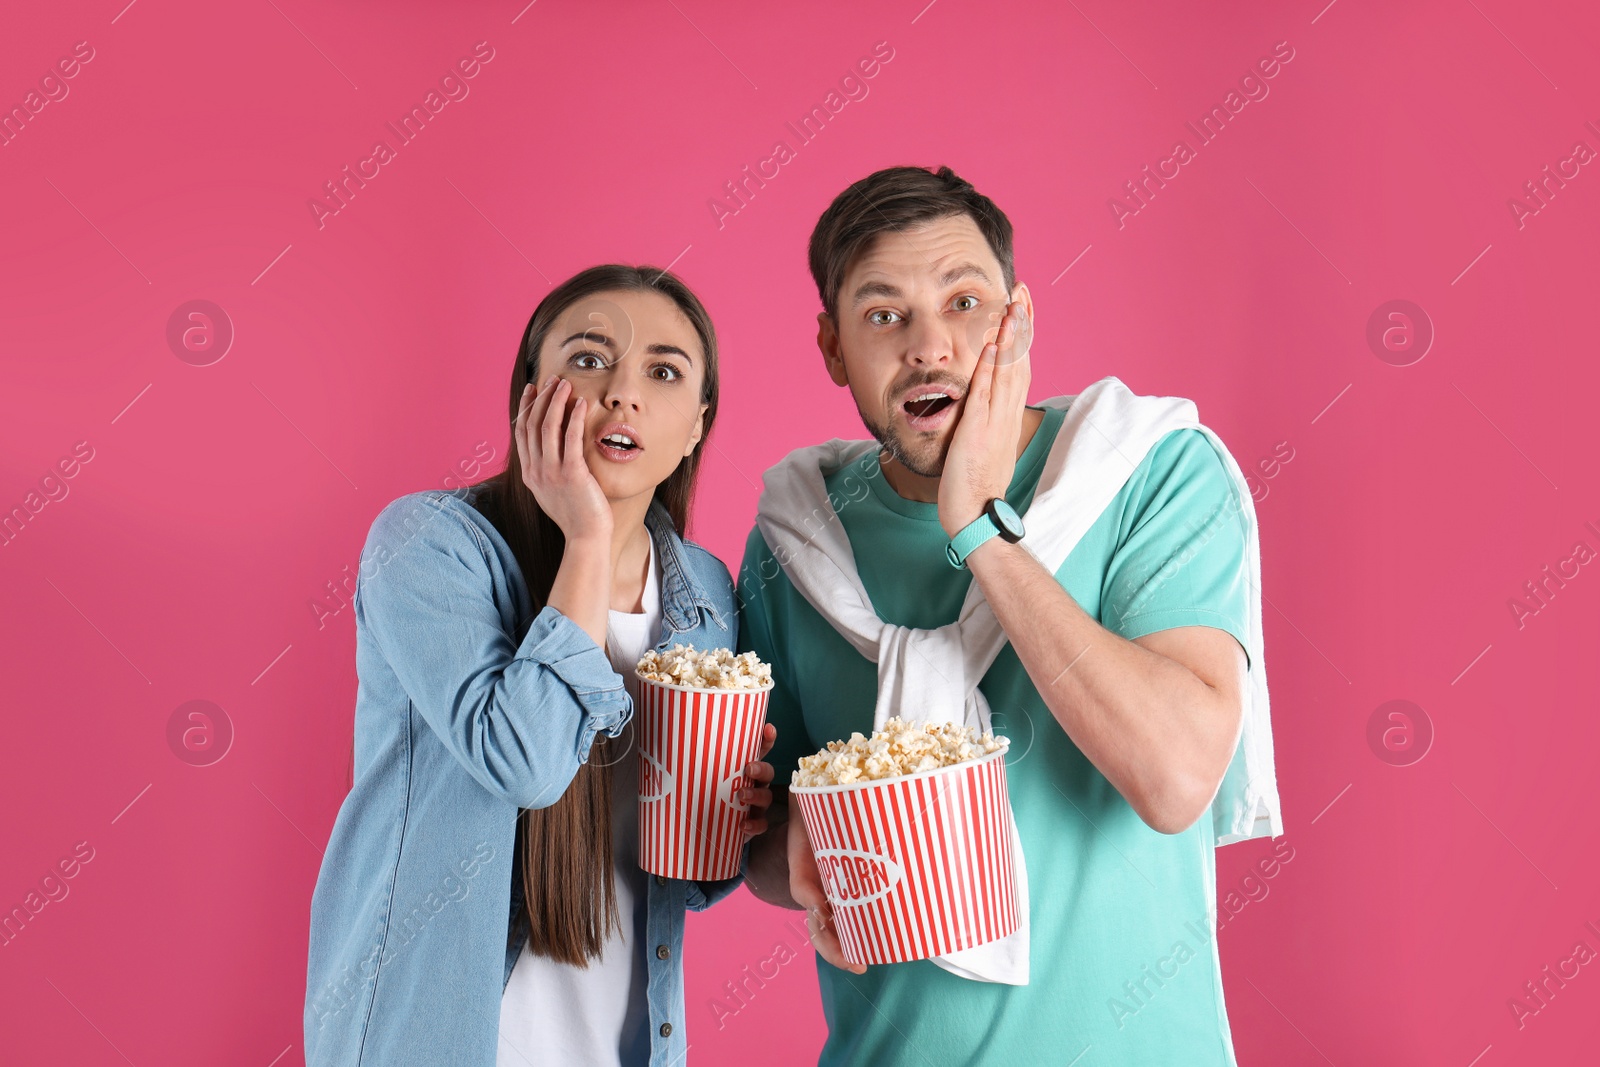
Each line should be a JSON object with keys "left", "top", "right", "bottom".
{"left": 304, "top": 485, "right": 747, "bottom": 1067}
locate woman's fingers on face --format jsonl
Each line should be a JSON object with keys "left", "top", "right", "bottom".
{"left": 529, "top": 373, "right": 554, "bottom": 417}
{"left": 564, "top": 395, "right": 587, "bottom": 468}
{"left": 540, "top": 379, "right": 568, "bottom": 462}
{"left": 517, "top": 386, "right": 541, "bottom": 474}
{"left": 526, "top": 376, "right": 557, "bottom": 456}
{"left": 516, "top": 381, "right": 534, "bottom": 430}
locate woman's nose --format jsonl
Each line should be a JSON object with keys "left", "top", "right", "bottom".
{"left": 601, "top": 368, "right": 643, "bottom": 411}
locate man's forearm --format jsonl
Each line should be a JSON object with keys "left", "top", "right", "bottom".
{"left": 965, "top": 537, "right": 1237, "bottom": 832}
{"left": 744, "top": 802, "right": 800, "bottom": 908}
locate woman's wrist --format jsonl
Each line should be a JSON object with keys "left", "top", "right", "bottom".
{"left": 548, "top": 536, "right": 611, "bottom": 649}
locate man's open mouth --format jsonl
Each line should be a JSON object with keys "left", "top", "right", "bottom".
{"left": 903, "top": 391, "right": 958, "bottom": 420}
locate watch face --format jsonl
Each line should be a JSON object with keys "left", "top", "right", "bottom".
{"left": 989, "top": 498, "right": 1024, "bottom": 541}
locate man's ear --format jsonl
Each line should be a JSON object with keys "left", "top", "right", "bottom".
{"left": 817, "top": 312, "right": 849, "bottom": 388}
{"left": 683, "top": 402, "right": 708, "bottom": 457}
{"left": 1011, "top": 282, "right": 1034, "bottom": 322}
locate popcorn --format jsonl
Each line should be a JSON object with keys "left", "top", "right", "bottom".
{"left": 792, "top": 717, "right": 1008, "bottom": 788}
{"left": 635, "top": 643, "right": 773, "bottom": 690}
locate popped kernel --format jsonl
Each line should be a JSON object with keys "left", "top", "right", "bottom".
{"left": 792, "top": 717, "right": 1007, "bottom": 788}
{"left": 636, "top": 643, "right": 773, "bottom": 690}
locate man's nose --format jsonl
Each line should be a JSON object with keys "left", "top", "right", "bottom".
{"left": 903, "top": 315, "right": 954, "bottom": 368}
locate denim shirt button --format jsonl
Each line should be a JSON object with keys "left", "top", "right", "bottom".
{"left": 656, "top": 944, "right": 670, "bottom": 960}
{"left": 655, "top": 874, "right": 667, "bottom": 886}
{"left": 659, "top": 1022, "right": 673, "bottom": 1038}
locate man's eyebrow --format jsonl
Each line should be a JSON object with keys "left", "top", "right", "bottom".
{"left": 849, "top": 281, "right": 903, "bottom": 309}
{"left": 848, "top": 263, "right": 996, "bottom": 309}
{"left": 936, "top": 263, "right": 994, "bottom": 289}
{"left": 560, "top": 331, "right": 693, "bottom": 365}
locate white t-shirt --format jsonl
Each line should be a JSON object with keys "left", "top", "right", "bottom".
{"left": 497, "top": 535, "right": 660, "bottom": 1067}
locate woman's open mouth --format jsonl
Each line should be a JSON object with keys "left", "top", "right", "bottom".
{"left": 902, "top": 390, "right": 959, "bottom": 432}
{"left": 595, "top": 424, "right": 645, "bottom": 463}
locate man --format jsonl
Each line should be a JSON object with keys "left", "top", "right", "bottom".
{"left": 738, "top": 164, "right": 1280, "bottom": 1065}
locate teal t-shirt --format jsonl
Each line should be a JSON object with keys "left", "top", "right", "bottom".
{"left": 736, "top": 403, "right": 1252, "bottom": 1066}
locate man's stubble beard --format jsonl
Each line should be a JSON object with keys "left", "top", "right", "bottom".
{"left": 858, "top": 402, "right": 949, "bottom": 479}
{"left": 844, "top": 355, "right": 969, "bottom": 479}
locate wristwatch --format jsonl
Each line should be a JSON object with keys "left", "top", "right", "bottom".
{"left": 946, "top": 497, "right": 1026, "bottom": 568}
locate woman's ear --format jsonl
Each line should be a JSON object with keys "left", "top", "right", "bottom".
{"left": 683, "top": 402, "right": 709, "bottom": 457}
{"left": 817, "top": 312, "right": 848, "bottom": 388}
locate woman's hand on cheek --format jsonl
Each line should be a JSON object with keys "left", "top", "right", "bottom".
{"left": 516, "top": 377, "right": 613, "bottom": 543}
{"left": 740, "top": 723, "right": 780, "bottom": 838}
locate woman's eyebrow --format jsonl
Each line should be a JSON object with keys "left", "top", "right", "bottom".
{"left": 646, "top": 343, "right": 693, "bottom": 366}
{"left": 561, "top": 332, "right": 693, "bottom": 366}
{"left": 560, "top": 330, "right": 616, "bottom": 348}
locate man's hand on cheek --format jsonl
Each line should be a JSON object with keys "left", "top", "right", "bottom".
{"left": 938, "top": 298, "right": 1033, "bottom": 538}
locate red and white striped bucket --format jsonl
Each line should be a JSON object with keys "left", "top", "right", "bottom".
{"left": 635, "top": 676, "right": 773, "bottom": 881}
{"left": 790, "top": 747, "right": 1018, "bottom": 967}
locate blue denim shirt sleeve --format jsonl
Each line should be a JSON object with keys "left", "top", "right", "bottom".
{"left": 355, "top": 493, "right": 631, "bottom": 810}
{"left": 685, "top": 840, "right": 750, "bottom": 911}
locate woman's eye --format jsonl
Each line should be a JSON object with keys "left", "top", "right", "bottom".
{"left": 868, "top": 310, "right": 901, "bottom": 326}
{"left": 570, "top": 351, "right": 606, "bottom": 369}
{"left": 953, "top": 295, "right": 980, "bottom": 312}
{"left": 651, "top": 363, "right": 684, "bottom": 381}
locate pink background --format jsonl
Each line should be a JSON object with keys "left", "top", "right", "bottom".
{"left": 3, "top": 1, "right": 1598, "bottom": 1064}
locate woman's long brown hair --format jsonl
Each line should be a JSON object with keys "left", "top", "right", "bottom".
{"left": 468, "top": 265, "right": 720, "bottom": 965}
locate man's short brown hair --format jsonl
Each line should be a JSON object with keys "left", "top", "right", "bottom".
{"left": 807, "top": 165, "right": 1016, "bottom": 321}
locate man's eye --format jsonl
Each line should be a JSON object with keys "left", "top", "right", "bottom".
{"left": 952, "top": 295, "right": 980, "bottom": 311}
{"left": 868, "top": 310, "right": 901, "bottom": 326}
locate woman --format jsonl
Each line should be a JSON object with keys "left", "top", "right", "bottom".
{"left": 304, "top": 265, "right": 777, "bottom": 1067}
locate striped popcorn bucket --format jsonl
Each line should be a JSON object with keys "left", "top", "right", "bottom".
{"left": 789, "top": 748, "right": 1018, "bottom": 967}
{"left": 635, "top": 676, "right": 773, "bottom": 880}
